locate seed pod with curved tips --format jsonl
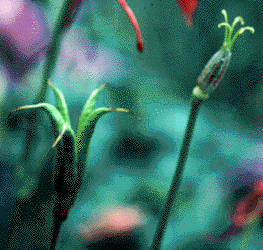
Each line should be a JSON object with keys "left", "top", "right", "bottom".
{"left": 194, "top": 9, "right": 254, "bottom": 100}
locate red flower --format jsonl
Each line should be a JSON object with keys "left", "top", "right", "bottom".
{"left": 177, "top": 0, "right": 198, "bottom": 26}
{"left": 221, "top": 179, "right": 263, "bottom": 239}
{"left": 232, "top": 180, "right": 263, "bottom": 228}
{"left": 117, "top": 0, "right": 143, "bottom": 52}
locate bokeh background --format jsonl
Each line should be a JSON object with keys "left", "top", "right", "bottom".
{"left": 1, "top": 0, "right": 263, "bottom": 249}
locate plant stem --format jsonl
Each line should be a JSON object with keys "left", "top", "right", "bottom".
{"left": 8, "top": 0, "right": 81, "bottom": 248}
{"left": 50, "top": 218, "right": 64, "bottom": 250}
{"left": 49, "top": 196, "right": 67, "bottom": 250}
{"left": 150, "top": 94, "right": 204, "bottom": 250}
{"left": 6, "top": 199, "right": 25, "bottom": 249}
{"left": 36, "top": 0, "right": 77, "bottom": 104}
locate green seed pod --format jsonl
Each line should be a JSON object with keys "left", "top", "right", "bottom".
{"left": 195, "top": 9, "right": 254, "bottom": 99}
{"left": 197, "top": 48, "right": 231, "bottom": 95}
{"left": 53, "top": 129, "right": 77, "bottom": 216}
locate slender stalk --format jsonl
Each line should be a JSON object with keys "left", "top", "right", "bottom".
{"left": 6, "top": 199, "right": 25, "bottom": 250}
{"left": 37, "top": 0, "right": 80, "bottom": 104}
{"left": 8, "top": 1, "right": 81, "bottom": 248}
{"left": 150, "top": 10, "right": 255, "bottom": 246}
{"left": 150, "top": 94, "right": 204, "bottom": 250}
{"left": 50, "top": 218, "right": 64, "bottom": 250}
{"left": 20, "top": 0, "right": 80, "bottom": 168}
{"left": 49, "top": 196, "right": 67, "bottom": 250}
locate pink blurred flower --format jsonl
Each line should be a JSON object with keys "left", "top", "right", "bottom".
{"left": 0, "top": 0, "right": 48, "bottom": 57}
{"left": 77, "top": 206, "right": 145, "bottom": 245}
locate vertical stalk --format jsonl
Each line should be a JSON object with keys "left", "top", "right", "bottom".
{"left": 37, "top": 0, "right": 80, "bottom": 104}
{"left": 50, "top": 218, "right": 64, "bottom": 250}
{"left": 7, "top": 199, "right": 25, "bottom": 250}
{"left": 150, "top": 95, "right": 204, "bottom": 250}
{"left": 49, "top": 195, "right": 67, "bottom": 250}
{"left": 8, "top": 1, "right": 81, "bottom": 249}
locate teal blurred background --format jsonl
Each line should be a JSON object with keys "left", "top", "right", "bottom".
{"left": 1, "top": 0, "right": 263, "bottom": 249}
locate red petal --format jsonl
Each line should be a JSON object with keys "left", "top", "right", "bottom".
{"left": 177, "top": 0, "right": 198, "bottom": 26}
{"left": 254, "top": 180, "right": 263, "bottom": 195}
{"left": 117, "top": 0, "right": 143, "bottom": 52}
{"left": 232, "top": 186, "right": 263, "bottom": 228}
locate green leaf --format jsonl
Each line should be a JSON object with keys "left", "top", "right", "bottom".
{"left": 48, "top": 80, "right": 71, "bottom": 124}
{"left": 9, "top": 103, "right": 75, "bottom": 149}
{"left": 10, "top": 103, "right": 66, "bottom": 133}
{"left": 76, "top": 107, "right": 134, "bottom": 153}
{"left": 77, "top": 84, "right": 106, "bottom": 128}
{"left": 8, "top": 104, "right": 67, "bottom": 198}
{"left": 74, "top": 84, "right": 140, "bottom": 196}
{"left": 75, "top": 84, "right": 105, "bottom": 154}
{"left": 75, "top": 84, "right": 140, "bottom": 155}
{"left": 8, "top": 89, "right": 76, "bottom": 200}
{"left": 75, "top": 107, "right": 138, "bottom": 195}
{"left": 76, "top": 107, "right": 109, "bottom": 153}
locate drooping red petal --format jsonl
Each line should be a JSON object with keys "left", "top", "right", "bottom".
{"left": 254, "top": 179, "right": 263, "bottom": 196}
{"left": 220, "top": 180, "right": 263, "bottom": 240}
{"left": 117, "top": 0, "right": 143, "bottom": 52}
{"left": 177, "top": 0, "right": 198, "bottom": 26}
{"left": 232, "top": 181, "right": 263, "bottom": 229}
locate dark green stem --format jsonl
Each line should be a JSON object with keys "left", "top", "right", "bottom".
{"left": 50, "top": 218, "right": 64, "bottom": 250}
{"left": 74, "top": 133, "right": 91, "bottom": 201}
{"left": 6, "top": 199, "right": 25, "bottom": 249}
{"left": 49, "top": 196, "right": 67, "bottom": 250}
{"left": 150, "top": 95, "right": 204, "bottom": 250}
{"left": 8, "top": 0, "right": 81, "bottom": 248}
{"left": 36, "top": 0, "right": 75, "bottom": 104}
{"left": 20, "top": 0, "right": 78, "bottom": 170}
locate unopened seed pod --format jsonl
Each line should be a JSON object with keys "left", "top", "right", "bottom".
{"left": 197, "top": 48, "right": 231, "bottom": 95}
{"left": 53, "top": 129, "right": 77, "bottom": 216}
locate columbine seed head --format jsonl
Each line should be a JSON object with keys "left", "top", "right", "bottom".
{"left": 196, "top": 9, "right": 255, "bottom": 99}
